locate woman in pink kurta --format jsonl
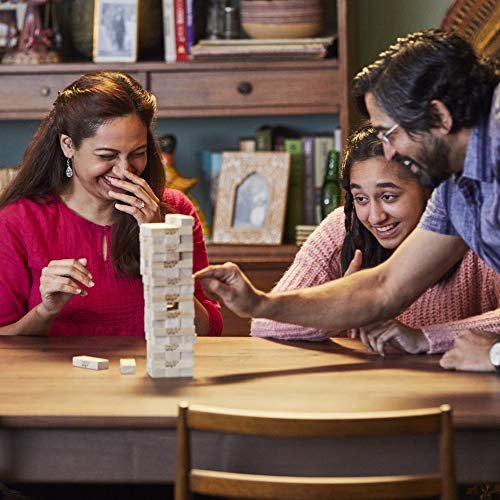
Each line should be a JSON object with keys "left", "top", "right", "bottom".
{"left": 0, "top": 71, "right": 222, "bottom": 337}
{"left": 252, "top": 127, "right": 499, "bottom": 353}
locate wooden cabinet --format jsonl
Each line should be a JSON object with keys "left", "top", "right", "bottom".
{"left": 149, "top": 60, "right": 339, "bottom": 117}
{"left": 0, "top": 60, "right": 339, "bottom": 119}
{"left": 207, "top": 244, "right": 298, "bottom": 335}
{"left": 0, "top": 64, "right": 148, "bottom": 119}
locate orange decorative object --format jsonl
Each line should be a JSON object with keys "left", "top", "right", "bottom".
{"left": 157, "top": 134, "right": 211, "bottom": 237}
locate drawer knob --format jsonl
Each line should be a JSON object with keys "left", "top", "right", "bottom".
{"left": 237, "top": 82, "right": 253, "bottom": 95}
{"left": 40, "top": 86, "right": 51, "bottom": 97}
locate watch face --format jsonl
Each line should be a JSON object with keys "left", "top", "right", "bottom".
{"left": 490, "top": 342, "right": 500, "bottom": 367}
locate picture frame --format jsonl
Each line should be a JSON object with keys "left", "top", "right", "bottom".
{"left": 93, "top": 0, "right": 138, "bottom": 63}
{"left": 0, "top": 2, "right": 26, "bottom": 52}
{"left": 212, "top": 152, "right": 290, "bottom": 245}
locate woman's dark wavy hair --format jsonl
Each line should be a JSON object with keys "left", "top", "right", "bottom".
{"left": 352, "top": 30, "right": 499, "bottom": 135}
{"left": 0, "top": 71, "right": 167, "bottom": 277}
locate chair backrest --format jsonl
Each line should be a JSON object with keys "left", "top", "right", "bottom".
{"left": 175, "top": 402, "right": 456, "bottom": 500}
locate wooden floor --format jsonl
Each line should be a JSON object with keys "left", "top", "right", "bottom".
{"left": 2, "top": 483, "right": 220, "bottom": 500}
{"left": 4, "top": 482, "right": 495, "bottom": 499}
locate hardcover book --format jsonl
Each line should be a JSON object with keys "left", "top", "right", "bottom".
{"left": 162, "top": 0, "right": 176, "bottom": 63}
{"left": 283, "top": 138, "right": 304, "bottom": 243}
{"left": 174, "top": 0, "right": 189, "bottom": 62}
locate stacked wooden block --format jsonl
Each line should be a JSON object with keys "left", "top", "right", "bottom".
{"left": 140, "top": 214, "right": 196, "bottom": 378}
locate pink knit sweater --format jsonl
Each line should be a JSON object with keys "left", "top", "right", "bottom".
{"left": 251, "top": 208, "right": 500, "bottom": 353}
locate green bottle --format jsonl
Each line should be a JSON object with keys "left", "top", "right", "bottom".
{"left": 321, "top": 150, "right": 342, "bottom": 219}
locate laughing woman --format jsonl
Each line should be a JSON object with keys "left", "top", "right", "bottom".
{"left": 0, "top": 71, "right": 222, "bottom": 337}
{"left": 251, "top": 126, "right": 499, "bottom": 354}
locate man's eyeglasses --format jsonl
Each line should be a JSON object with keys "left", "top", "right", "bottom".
{"left": 376, "top": 124, "right": 399, "bottom": 145}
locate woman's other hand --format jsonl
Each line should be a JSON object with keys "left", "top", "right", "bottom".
{"left": 38, "top": 258, "right": 94, "bottom": 319}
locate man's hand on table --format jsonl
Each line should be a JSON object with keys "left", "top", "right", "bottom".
{"left": 440, "top": 330, "right": 499, "bottom": 372}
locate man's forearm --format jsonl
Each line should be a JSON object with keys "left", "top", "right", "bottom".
{"left": 256, "top": 266, "right": 407, "bottom": 331}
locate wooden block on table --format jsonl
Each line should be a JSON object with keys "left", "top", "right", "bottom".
{"left": 143, "top": 275, "right": 193, "bottom": 287}
{"left": 72, "top": 355, "right": 109, "bottom": 371}
{"left": 164, "top": 214, "right": 194, "bottom": 227}
{"left": 140, "top": 222, "right": 179, "bottom": 236}
{"left": 120, "top": 358, "right": 136, "bottom": 375}
{"left": 146, "top": 333, "right": 197, "bottom": 346}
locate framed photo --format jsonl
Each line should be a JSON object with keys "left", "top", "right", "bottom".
{"left": 93, "top": 0, "right": 138, "bottom": 63}
{"left": 0, "top": 2, "right": 26, "bottom": 51}
{"left": 212, "top": 152, "right": 290, "bottom": 245}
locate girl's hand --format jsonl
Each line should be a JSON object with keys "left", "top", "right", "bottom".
{"left": 107, "top": 170, "right": 163, "bottom": 224}
{"left": 344, "top": 250, "right": 363, "bottom": 339}
{"left": 359, "top": 319, "right": 429, "bottom": 356}
{"left": 38, "top": 258, "right": 94, "bottom": 319}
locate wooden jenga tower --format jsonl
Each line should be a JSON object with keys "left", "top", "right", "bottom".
{"left": 139, "top": 214, "right": 196, "bottom": 378}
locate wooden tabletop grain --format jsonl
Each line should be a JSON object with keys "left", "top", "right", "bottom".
{"left": 0, "top": 336, "right": 498, "bottom": 429}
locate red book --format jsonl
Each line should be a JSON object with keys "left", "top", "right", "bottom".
{"left": 174, "top": 0, "right": 189, "bottom": 62}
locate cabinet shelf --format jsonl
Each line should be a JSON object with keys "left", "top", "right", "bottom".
{"left": 0, "top": 59, "right": 339, "bottom": 120}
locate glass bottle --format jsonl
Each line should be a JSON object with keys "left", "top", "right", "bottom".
{"left": 321, "top": 150, "right": 342, "bottom": 219}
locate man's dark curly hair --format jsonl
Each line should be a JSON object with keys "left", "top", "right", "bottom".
{"left": 352, "top": 30, "right": 499, "bottom": 135}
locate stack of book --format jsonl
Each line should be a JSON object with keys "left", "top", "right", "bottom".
{"left": 163, "top": 0, "right": 202, "bottom": 62}
{"left": 190, "top": 36, "right": 335, "bottom": 61}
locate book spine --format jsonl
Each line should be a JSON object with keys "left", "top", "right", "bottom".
{"left": 209, "top": 152, "right": 222, "bottom": 209}
{"left": 255, "top": 127, "right": 273, "bottom": 151}
{"left": 185, "top": 0, "right": 194, "bottom": 52}
{"left": 301, "top": 136, "right": 316, "bottom": 226}
{"left": 314, "top": 136, "right": 334, "bottom": 224}
{"left": 163, "top": 0, "right": 176, "bottom": 63}
{"left": 174, "top": 0, "right": 189, "bottom": 62}
{"left": 284, "top": 139, "right": 304, "bottom": 243}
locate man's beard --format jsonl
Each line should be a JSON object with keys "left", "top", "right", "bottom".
{"left": 395, "top": 135, "right": 454, "bottom": 189}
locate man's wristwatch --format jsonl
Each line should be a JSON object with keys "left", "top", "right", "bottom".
{"left": 489, "top": 341, "right": 500, "bottom": 372}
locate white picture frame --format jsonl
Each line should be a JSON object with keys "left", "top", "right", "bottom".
{"left": 212, "top": 152, "right": 291, "bottom": 245}
{"left": 93, "top": 0, "right": 138, "bottom": 63}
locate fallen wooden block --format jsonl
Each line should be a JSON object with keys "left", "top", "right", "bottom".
{"left": 72, "top": 355, "right": 109, "bottom": 371}
{"left": 120, "top": 358, "right": 136, "bottom": 375}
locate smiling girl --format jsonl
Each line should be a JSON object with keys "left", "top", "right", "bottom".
{"left": 0, "top": 71, "right": 222, "bottom": 337}
{"left": 251, "top": 126, "right": 499, "bottom": 353}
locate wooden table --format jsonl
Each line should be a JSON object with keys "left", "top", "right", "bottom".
{"left": 0, "top": 336, "right": 498, "bottom": 484}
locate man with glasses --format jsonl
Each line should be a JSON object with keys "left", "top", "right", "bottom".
{"left": 196, "top": 30, "right": 499, "bottom": 372}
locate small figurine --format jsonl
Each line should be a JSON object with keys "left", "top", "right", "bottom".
{"left": 2, "top": 0, "right": 62, "bottom": 65}
{"left": 157, "top": 134, "right": 211, "bottom": 237}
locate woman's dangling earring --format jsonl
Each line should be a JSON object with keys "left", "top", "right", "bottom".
{"left": 65, "top": 157, "right": 73, "bottom": 178}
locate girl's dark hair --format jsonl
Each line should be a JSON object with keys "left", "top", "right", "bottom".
{"left": 339, "top": 126, "right": 393, "bottom": 273}
{"left": 0, "top": 71, "right": 167, "bottom": 276}
{"left": 353, "top": 30, "right": 499, "bottom": 135}
{"left": 338, "top": 125, "right": 460, "bottom": 282}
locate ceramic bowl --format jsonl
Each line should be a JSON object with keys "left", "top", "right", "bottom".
{"left": 241, "top": 0, "right": 324, "bottom": 39}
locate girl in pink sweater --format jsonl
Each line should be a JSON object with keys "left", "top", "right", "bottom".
{"left": 251, "top": 127, "right": 499, "bottom": 354}
{"left": 0, "top": 71, "right": 222, "bottom": 337}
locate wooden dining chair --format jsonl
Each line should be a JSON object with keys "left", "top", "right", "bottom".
{"left": 175, "top": 402, "right": 456, "bottom": 500}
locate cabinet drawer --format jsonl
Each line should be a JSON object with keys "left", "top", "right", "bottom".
{"left": 0, "top": 72, "right": 146, "bottom": 119}
{"left": 151, "top": 67, "right": 338, "bottom": 117}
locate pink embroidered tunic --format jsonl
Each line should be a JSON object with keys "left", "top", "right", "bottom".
{"left": 0, "top": 189, "right": 223, "bottom": 337}
{"left": 251, "top": 208, "right": 500, "bottom": 353}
